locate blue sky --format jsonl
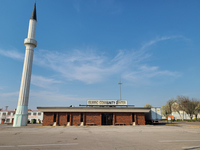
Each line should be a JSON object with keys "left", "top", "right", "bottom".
{"left": 0, "top": 0, "right": 200, "bottom": 110}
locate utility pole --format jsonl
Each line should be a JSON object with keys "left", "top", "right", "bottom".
{"left": 118, "top": 76, "right": 122, "bottom": 100}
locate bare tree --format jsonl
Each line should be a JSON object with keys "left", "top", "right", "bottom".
{"left": 144, "top": 104, "right": 153, "bottom": 108}
{"left": 177, "top": 96, "right": 197, "bottom": 121}
{"left": 193, "top": 100, "right": 200, "bottom": 120}
{"left": 161, "top": 104, "right": 170, "bottom": 120}
{"left": 167, "top": 98, "right": 175, "bottom": 122}
{"left": 172, "top": 100, "right": 184, "bottom": 120}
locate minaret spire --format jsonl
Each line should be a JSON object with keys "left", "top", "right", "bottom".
{"left": 30, "top": 1, "right": 37, "bottom": 21}
{"left": 13, "top": 2, "right": 38, "bottom": 127}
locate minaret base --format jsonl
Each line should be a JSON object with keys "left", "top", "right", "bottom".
{"left": 13, "top": 105, "right": 28, "bottom": 127}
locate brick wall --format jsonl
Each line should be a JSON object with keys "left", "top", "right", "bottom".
{"left": 85, "top": 113, "right": 101, "bottom": 125}
{"left": 115, "top": 113, "right": 132, "bottom": 125}
{"left": 71, "top": 113, "right": 80, "bottom": 126}
{"left": 42, "top": 112, "right": 146, "bottom": 126}
{"left": 135, "top": 113, "right": 145, "bottom": 125}
{"left": 43, "top": 112, "right": 54, "bottom": 126}
{"left": 58, "top": 112, "right": 67, "bottom": 126}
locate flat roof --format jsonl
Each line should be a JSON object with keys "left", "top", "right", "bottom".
{"left": 37, "top": 107, "right": 150, "bottom": 113}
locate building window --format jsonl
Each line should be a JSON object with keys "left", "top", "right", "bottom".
{"left": 67, "top": 113, "right": 70, "bottom": 122}
{"left": 132, "top": 113, "right": 135, "bottom": 122}
{"left": 53, "top": 113, "right": 57, "bottom": 122}
{"left": 13, "top": 113, "right": 15, "bottom": 115}
{"left": 3, "top": 113, "right": 6, "bottom": 116}
{"left": 6, "top": 119, "right": 10, "bottom": 122}
{"left": 38, "top": 113, "right": 41, "bottom": 116}
{"left": 33, "top": 113, "right": 37, "bottom": 116}
{"left": 81, "top": 113, "right": 83, "bottom": 122}
{"left": 28, "top": 113, "right": 31, "bottom": 116}
{"left": 7, "top": 112, "right": 11, "bottom": 115}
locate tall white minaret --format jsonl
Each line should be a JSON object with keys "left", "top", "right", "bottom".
{"left": 13, "top": 2, "right": 37, "bottom": 127}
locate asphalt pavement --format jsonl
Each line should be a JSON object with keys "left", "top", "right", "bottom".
{"left": 0, "top": 123, "right": 200, "bottom": 150}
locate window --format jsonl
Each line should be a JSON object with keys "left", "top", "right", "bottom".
{"left": 132, "top": 113, "right": 135, "bottom": 122}
{"left": 81, "top": 113, "right": 83, "bottom": 122}
{"left": 38, "top": 113, "right": 41, "bottom": 116}
{"left": 53, "top": 113, "right": 57, "bottom": 122}
{"left": 67, "top": 113, "right": 70, "bottom": 122}
{"left": 6, "top": 119, "right": 10, "bottom": 122}
{"left": 13, "top": 113, "right": 15, "bottom": 115}
{"left": 33, "top": 113, "right": 37, "bottom": 115}
{"left": 7, "top": 112, "right": 11, "bottom": 115}
{"left": 3, "top": 113, "right": 6, "bottom": 116}
{"left": 28, "top": 113, "right": 31, "bottom": 116}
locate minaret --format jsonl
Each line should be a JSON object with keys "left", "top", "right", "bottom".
{"left": 13, "top": 2, "right": 37, "bottom": 127}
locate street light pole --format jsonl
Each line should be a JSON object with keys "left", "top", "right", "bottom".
{"left": 118, "top": 76, "right": 122, "bottom": 100}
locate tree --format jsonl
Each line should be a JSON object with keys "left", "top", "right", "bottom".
{"left": 177, "top": 96, "right": 197, "bottom": 121}
{"left": 144, "top": 104, "right": 152, "bottom": 108}
{"left": 172, "top": 101, "right": 184, "bottom": 120}
{"left": 166, "top": 98, "right": 175, "bottom": 122}
{"left": 161, "top": 105, "right": 170, "bottom": 118}
{"left": 193, "top": 100, "right": 200, "bottom": 120}
{"left": 167, "top": 99, "right": 175, "bottom": 116}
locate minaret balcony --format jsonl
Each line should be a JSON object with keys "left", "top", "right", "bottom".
{"left": 24, "top": 38, "right": 37, "bottom": 47}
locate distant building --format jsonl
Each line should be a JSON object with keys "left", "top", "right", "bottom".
{"left": 168, "top": 102, "right": 200, "bottom": 120}
{"left": 0, "top": 111, "right": 43, "bottom": 124}
{"left": 171, "top": 111, "right": 200, "bottom": 120}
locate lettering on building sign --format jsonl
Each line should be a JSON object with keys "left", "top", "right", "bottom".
{"left": 87, "top": 100, "right": 127, "bottom": 105}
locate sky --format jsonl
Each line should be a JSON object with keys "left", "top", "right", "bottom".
{"left": 0, "top": 0, "right": 200, "bottom": 110}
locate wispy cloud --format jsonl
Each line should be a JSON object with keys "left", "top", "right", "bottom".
{"left": 30, "top": 91, "right": 86, "bottom": 103}
{"left": 0, "top": 36, "right": 183, "bottom": 85}
{"left": 0, "top": 48, "right": 24, "bottom": 60}
{"left": 140, "top": 36, "right": 182, "bottom": 51}
{"left": 0, "top": 91, "right": 88, "bottom": 109}
{"left": 73, "top": 0, "right": 81, "bottom": 12}
{"left": 0, "top": 92, "right": 19, "bottom": 97}
{"left": 123, "top": 65, "right": 181, "bottom": 85}
{"left": 33, "top": 48, "right": 154, "bottom": 84}
{"left": 31, "top": 75, "right": 61, "bottom": 88}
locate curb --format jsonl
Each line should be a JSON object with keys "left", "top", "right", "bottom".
{"left": 166, "top": 124, "right": 200, "bottom": 128}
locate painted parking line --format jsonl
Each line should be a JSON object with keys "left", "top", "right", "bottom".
{"left": 0, "top": 143, "right": 78, "bottom": 148}
{"left": 182, "top": 146, "right": 200, "bottom": 149}
{"left": 160, "top": 140, "right": 200, "bottom": 143}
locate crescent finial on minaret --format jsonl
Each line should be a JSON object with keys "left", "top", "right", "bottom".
{"left": 30, "top": 1, "right": 37, "bottom": 21}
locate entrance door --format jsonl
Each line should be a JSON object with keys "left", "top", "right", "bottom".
{"left": 102, "top": 113, "right": 113, "bottom": 125}
{"left": 53, "top": 113, "right": 57, "bottom": 122}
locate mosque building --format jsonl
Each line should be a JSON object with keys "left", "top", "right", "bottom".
{"left": 37, "top": 100, "right": 150, "bottom": 126}
{"left": 13, "top": 2, "right": 150, "bottom": 126}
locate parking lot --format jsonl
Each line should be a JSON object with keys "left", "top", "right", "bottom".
{"left": 0, "top": 124, "right": 200, "bottom": 150}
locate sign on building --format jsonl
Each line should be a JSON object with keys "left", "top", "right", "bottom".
{"left": 87, "top": 100, "right": 127, "bottom": 105}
